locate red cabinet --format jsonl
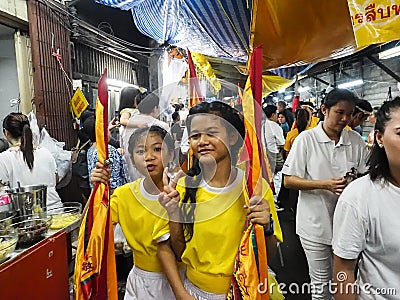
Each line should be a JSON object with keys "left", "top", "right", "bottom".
{"left": 0, "top": 231, "right": 70, "bottom": 299}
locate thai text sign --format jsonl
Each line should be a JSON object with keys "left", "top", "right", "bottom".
{"left": 347, "top": 0, "right": 400, "bottom": 47}
{"left": 70, "top": 87, "right": 89, "bottom": 118}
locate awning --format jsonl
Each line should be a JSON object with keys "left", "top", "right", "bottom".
{"left": 95, "top": 0, "right": 400, "bottom": 77}
{"left": 250, "top": 0, "right": 358, "bottom": 70}
{"left": 95, "top": 0, "right": 251, "bottom": 62}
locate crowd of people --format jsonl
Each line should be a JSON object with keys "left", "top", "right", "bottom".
{"left": 90, "top": 86, "right": 398, "bottom": 300}
{"left": 1, "top": 85, "right": 398, "bottom": 300}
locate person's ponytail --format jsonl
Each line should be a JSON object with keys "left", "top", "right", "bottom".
{"left": 296, "top": 109, "right": 310, "bottom": 134}
{"left": 181, "top": 156, "right": 202, "bottom": 242}
{"left": 20, "top": 123, "right": 34, "bottom": 170}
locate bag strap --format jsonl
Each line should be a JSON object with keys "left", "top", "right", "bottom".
{"left": 78, "top": 139, "right": 90, "bottom": 151}
{"left": 72, "top": 139, "right": 90, "bottom": 152}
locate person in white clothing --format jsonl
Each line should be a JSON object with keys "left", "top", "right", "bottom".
{"left": 262, "top": 105, "right": 285, "bottom": 175}
{"left": 0, "top": 113, "right": 61, "bottom": 207}
{"left": 282, "top": 88, "right": 368, "bottom": 300}
{"left": 333, "top": 97, "right": 400, "bottom": 300}
{"left": 121, "top": 92, "right": 169, "bottom": 181}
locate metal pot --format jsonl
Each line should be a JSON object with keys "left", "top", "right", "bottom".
{"left": 8, "top": 185, "right": 47, "bottom": 218}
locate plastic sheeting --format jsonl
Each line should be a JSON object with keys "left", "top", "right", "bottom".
{"left": 251, "top": 0, "right": 358, "bottom": 70}
{"left": 96, "top": 0, "right": 396, "bottom": 75}
{"left": 95, "top": 0, "right": 251, "bottom": 62}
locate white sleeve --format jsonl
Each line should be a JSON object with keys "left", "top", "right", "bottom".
{"left": 332, "top": 188, "right": 367, "bottom": 259}
{"left": 261, "top": 122, "right": 266, "bottom": 147}
{"left": 157, "top": 233, "right": 170, "bottom": 243}
{"left": 0, "top": 152, "right": 10, "bottom": 184}
{"left": 273, "top": 123, "right": 285, "bottom": 146}
{"left": 357, "top": 141, "right": 369, "bottom": 175}
{"left": 281, "top": 133, "right": 308, "bottom": 178}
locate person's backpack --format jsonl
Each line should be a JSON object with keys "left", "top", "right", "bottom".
{"left": 71, "top": 139, "right": 91, "bottom": 195}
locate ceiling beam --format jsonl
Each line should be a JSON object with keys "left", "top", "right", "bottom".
{"left": 310, "top": 75, "right": 335, "bottom": 87}
{"left": 366, "top": 55, "right": 400, "bottom": 83}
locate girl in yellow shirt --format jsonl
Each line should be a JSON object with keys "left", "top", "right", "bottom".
{"left": 158, "top": 101, "right": 282, "bottom": 299}
{"left": 91, "top": 125, "right": 181, "bottom": 300}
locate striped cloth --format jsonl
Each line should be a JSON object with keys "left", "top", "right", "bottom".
{"left": 95, "top": 0, "right": 250, "bottom": 62}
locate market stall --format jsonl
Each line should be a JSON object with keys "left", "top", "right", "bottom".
{"left": 0, "top": 191, "right": 81, "bottom": 299}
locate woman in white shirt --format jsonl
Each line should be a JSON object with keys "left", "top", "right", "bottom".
{"left": 282, "top": 88, "right": 368, "bottom": 300}
{"left": 0, "top": 113, "right": 61, "bottom": 207}
{"left": 333, "top": 97, "right": 400, "bottom": 300}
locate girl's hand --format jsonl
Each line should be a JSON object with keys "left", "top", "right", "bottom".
{"left": 246, "top": 195, "right": 271, "bottom": 227}
{"left": 324, "top": 177, "right": 348, "bottom": 195}
{"left": 108, "top": 117, "right": 120, "bottom": 130}
{"left": 90, "top": 162, "right": 111, "bottom": 185}
{"left": 176, "top": 293, "right": 196, "bottom": 300}
{"left": 158, "top": 168, "right": 185, "bottom": 218}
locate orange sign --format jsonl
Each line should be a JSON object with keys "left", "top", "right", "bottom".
{"left": 348, "top": 0, "right": 400, "bottom": 47}
{"left": 70, "top": 88, "right": 89, "bottom": 118}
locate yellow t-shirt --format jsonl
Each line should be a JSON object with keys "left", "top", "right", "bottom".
{"left": 291, "top": 116, "right": 320, "bottom": 130}
{"left": 111, "top": 179, "right": 168, "bottom": 273}
{"left": 284, "top": 120, "right": 318, "bottom": 153}
{"left": 174, "top": 169, "right": 282, "bottom": 294}
{"left": 284, "top": 128, "right": 300, "bottom": 153}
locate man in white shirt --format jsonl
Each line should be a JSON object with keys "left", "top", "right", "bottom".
{"left": 262, "top": 105, "right": 285, "bottom": 175}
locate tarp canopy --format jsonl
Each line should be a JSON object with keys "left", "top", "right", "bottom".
{"left": 251, "top": 0, "right": 357, "bottom": 70}
{"left": 95, "top": 0, "right": 251, "bottom": 62}
{"left": 95, "top": 0, "right": 399, "bottom": 75}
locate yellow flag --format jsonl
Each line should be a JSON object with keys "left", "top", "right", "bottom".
{"left": 74, "top": 69, "right": 118, "bottom": 300}
{"left": 70, "top": 87, "right": 89, "bottom": 118}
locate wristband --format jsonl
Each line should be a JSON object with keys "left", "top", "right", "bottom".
{"left": 264, "top": 215, "right": 274, "bottom": 237}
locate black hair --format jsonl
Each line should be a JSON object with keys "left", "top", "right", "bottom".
{"left": 136, "top": 92, "right": 159, "bottom": 114}
{"left": 172, "top": 112, "right": 180, "bottom": 122}
{"left": 81, "top": 116, "right": 96, "bottom": 143}
{"left": 295, "top": 108, "right": 310, "bottom": 133}
{"left": 80, "top": 109, "right": 95, "bottom": 123}
{"left": 119, "top": 86, "right": 140, "bottom": 112}
{"left": 278, "top": 111, "right": 287, "bottom": 118}
{"left": 3, "top": 113, "right": 34, "bottom": 170}
{"left": 264, "top": 105, "right": 277, "bottom": 118}
{"left": 182, "top": 101, "right": 245, "bottom": 241}
{"left": 0, "top": 138, "right": 9, "bottom": 153}
{"left": 277, "top": 100, "right": 287, "bottom": 108}
{"left": 317, "top": 108, "right": 325, "bottom": 121}
{"left": 353, "top": 98, "right": 373, "bottom": 116}
{"left": 323, "top": 88, "right": 358, "bottom": 109}
{"left": 368, "top": 97, "right": 400, "bottom": 183}
{"left": 127, "top": 125, "right": 174, "bottom": 161}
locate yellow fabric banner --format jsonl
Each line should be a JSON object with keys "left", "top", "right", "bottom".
{"left": 347, "top": 0, "right": 400, "bottom": 47}
{"left": 74, "top": 70, "right": 118, "bottom": 300}
{"left": 262, "top": 75, "right": 296, "bottom": 98}
{"left": 191, "top": 52, "right": 222, "bottom": 95}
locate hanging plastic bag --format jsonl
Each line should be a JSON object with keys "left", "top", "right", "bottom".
{"left": 39, "top": 128, "right": 72, "bottom": 183}
{"left": 27, "top": 111, "right": 41, "bottom": 147}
